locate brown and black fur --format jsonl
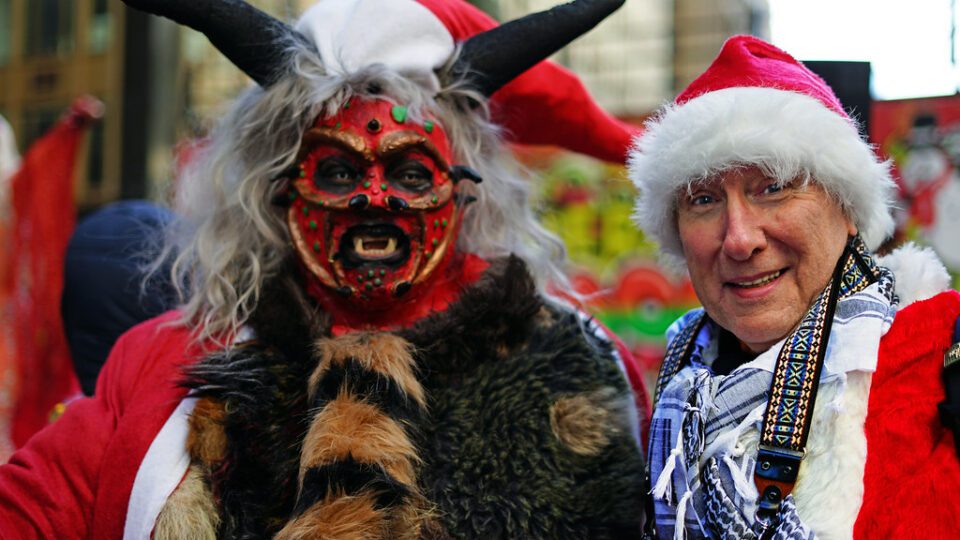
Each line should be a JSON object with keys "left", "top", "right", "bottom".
{"left": 166, "top": 256, "right": 645, "bottom": 538}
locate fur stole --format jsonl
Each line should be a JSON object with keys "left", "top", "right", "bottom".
{"left": 155, "top": 256, "right": 646, "bottom": 539}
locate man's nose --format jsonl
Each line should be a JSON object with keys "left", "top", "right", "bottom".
{"left": 721, "top": 197, "right": 767, "bottom": 261}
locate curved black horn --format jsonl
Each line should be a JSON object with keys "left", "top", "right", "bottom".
{"left": 452, "top": 0, "right": 625, "bottom": 96}
{"left": 121, "top": 0, "right": 308, "bottom": 87}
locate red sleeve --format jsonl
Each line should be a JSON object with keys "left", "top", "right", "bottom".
{"left": 0, "top": 311, "right": 191, "bottom": 539}
{"left": 0, "top": 329, "right": 137, "bottom": 539}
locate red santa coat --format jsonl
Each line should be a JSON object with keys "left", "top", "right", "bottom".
{"left": 0, "top": 292, "right": 957, "bottom": 539}
{"left": 856, "top": 288, "right": 960, "bottom": 538}
{"left": 0, "top": 311, "right": 197, "bottom": 539}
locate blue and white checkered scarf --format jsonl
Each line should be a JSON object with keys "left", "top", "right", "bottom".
{"left": 648, "top": 252, "right": 897, "bottom": 539}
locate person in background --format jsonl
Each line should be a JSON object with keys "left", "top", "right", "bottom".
{"left": 0, "top": 0, "right": 649, "bottom": 538}
{"left": 629, "top": 35, "right": 960, "bottom": 539}
{"left": 62, "top": 200, "right": 177, "bottom": 396}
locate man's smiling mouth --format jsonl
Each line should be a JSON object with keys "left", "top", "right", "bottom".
{"left": 728, "top": 269, "right": 785, "bottom": 288}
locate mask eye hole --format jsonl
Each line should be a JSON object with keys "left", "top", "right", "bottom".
{"left": 313, "top": 156, "right": 361, "bottom": 194}
{"left": 387, "top": 157, "right": 434, "bottom": 193}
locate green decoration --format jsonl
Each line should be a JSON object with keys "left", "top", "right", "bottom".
{"left": 391, "top": 105, "right": 408, "bottom": 124}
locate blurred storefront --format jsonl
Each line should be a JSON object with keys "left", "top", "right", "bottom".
{"left": 0, "top": 0, "right": 122, "bottom": 210}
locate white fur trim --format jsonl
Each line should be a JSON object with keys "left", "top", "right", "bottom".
{"left": 296, "top": 0, "right": 454, "bottom": 93}
{"left": 728, "top": 373, "right": 870, "bottom": 539}
{"left": 628, "top": 87, "right": 896, "bottom": 268}
{"left": 792, "top": 372, "right": 871, "bottom": 539}
{"left": 124, "top": 398, "right": 197, "bottom": 540}
{"left": 878, "top": 242, "right": 952, "bottom": 307}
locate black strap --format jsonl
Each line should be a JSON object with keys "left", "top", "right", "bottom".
{"left": 937, "top": 315, "right": 960, "bottom": 457}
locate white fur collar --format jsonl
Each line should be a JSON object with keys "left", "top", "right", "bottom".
{"left": 791, "top": 242, "right": 949, "bottom": 538}
{"left": 878, "top": 242, "right": 951, "bottom": 307}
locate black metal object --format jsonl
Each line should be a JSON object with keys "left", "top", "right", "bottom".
{"left": 938, "top": 316, "right": 960, "bottom": 456}
{"left": 450, "top": 165, "right": 483, "bottom": 184}
{"left": 804, "top": 60, "right": 872, "bottom": 135}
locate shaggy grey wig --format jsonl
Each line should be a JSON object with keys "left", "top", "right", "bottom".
{"left": 156, "top": 45, "right": 570, "bottom": 345}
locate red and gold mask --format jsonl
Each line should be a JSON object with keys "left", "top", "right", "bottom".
{"left": 286, "top": 98, "right": 475, "bottom": 313}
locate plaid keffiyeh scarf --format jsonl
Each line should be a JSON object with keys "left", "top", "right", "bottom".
{"left": 648, "top": 236, "right": 897, "bottom": 539}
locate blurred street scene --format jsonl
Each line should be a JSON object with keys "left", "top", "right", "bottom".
{"left": 1, "top": 0, "right": 959, "bottom": 457}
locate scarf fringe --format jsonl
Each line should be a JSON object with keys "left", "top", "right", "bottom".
{"left": 674, "top": 490, "right": 693, "bottom": 540}
{"left": 652, "top": 416, "right": 686, "bottom": 501}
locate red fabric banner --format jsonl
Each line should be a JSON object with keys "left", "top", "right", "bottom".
{"left": 6, "top": 97, "right": 101, "bottom": 448}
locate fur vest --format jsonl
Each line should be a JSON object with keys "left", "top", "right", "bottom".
{"left": 155, "top": 256, "right": 646, "bottom": 539}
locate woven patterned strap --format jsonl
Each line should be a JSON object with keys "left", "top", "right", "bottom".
{"left": 759, "top": 240, "right": 877, "bottom": 453}
{"left": 754, "top": 237, "right": 879, "bottom": 532}
{"left": 653, "top": 310, "right": 707, "bottom": 405}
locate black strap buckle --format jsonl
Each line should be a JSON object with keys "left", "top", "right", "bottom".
{"left": 755, "top": 445, "right": 803, "bottom": 484}
{"left": 753, "top": 446, "right": 804, "bottom": 537}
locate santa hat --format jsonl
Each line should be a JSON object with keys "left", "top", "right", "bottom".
{"left": 628, "top": 35, "right": 896, "bottom": 265}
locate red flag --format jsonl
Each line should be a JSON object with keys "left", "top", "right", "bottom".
{"left": 7, "top": 96, "right": 102, "bottom": 447}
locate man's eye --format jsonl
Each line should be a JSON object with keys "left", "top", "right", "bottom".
{"left": 762, "top": 182, "right": 784, "bottom": 195}
{"left": 690, "top": 194, "right": 715, "bottom": 206}
{"left": 314, "top": 157, "right": 360, "bottom": 193}
{"left": 388, "top": 159, "right": 433, "bottom": 192}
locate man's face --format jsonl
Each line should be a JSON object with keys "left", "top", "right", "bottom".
{"left": 287, "top": 98, "right": 459, "bottom": 309}
{"left": 676, "top": 167, "right": 857, "bottom": 352}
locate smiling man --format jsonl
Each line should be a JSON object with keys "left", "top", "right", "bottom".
{"left": 629, "top": 35, "right": 960, "bottom": 539}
